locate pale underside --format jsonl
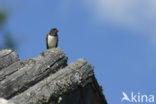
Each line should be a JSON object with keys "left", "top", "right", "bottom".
{"left": 47, "top": 35, "right": 57, "bottom": 48}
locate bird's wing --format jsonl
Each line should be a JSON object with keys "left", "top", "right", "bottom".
{"left": 56, "top": 36, "right": 58, "bottom": 47}
{"left": 46, "top": 34, "right": 49, "bottom": 49}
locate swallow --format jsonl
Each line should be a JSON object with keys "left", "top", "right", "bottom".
{"left": 46, "top": 28, "right": 58, "bottom": 49}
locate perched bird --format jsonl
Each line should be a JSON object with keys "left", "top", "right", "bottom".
{"left": 46, "top": 28, "right": 58, "bottom": 49}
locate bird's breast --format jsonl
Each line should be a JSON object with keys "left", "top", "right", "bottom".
{"left": 47, "top": 35, "right": 57, "bottom": 48}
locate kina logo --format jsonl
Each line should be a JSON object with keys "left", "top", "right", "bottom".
{"left": 121, "top": 92, "right": 154, "bottom": 103}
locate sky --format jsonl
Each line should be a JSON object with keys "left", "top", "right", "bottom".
{"left": 1, "top": 0, "right": 156, "bottom": 104}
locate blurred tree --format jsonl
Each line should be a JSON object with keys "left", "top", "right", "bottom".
{"left": 0, "top": 10, "right": 17, "bottom": 50}
{"left": 0, "top": 11, "right": 7, "bottom": 28}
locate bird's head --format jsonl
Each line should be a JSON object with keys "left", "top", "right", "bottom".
{"left": 50, "top": 28, "right": 58, "bottom": 35}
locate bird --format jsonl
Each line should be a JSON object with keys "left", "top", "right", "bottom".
{"left": 121, "top": 92, "right": 131, "bottom": 102}
{"left": 46, "top": 28, "right": 58, "bottom": 49}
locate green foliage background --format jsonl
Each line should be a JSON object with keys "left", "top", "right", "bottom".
{"left": 0, "top": 10, "right": 16, "bottom": 50}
